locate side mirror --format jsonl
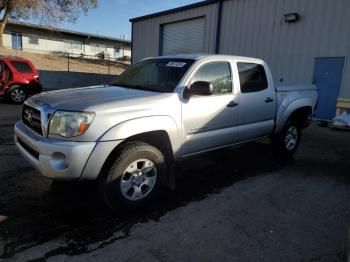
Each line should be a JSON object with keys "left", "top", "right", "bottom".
{"left": 189, "top": 81, "right": 213, "bottom": 96}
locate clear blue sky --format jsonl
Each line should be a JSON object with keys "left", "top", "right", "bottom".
{"left": 39, "top": 0, "right": 201, "bottom": 40}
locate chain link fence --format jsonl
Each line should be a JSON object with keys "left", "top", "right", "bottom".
{"left": 1, "top": 46, "right": 130, "bottom": 75}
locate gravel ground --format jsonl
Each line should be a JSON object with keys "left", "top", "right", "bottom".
{"left": 0, "top": 99, "right": 350, "bottom": 262}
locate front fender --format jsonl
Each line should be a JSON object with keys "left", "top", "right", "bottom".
{"left": 275, "top": 98, "right": 314, "bottom": 133}
{"left": 99, "top": 115, "right": 181, "bottom": 155}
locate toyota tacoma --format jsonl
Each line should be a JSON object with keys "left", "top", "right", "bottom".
{"left": 14, "top": 54, "right": 318, "bottom": 208}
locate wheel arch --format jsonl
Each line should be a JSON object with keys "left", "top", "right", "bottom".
{"left": 82, "top": 116, "right": 180, "bottom": 182}
{"left": 288, "top": 106, "right": 312, "bottom": 127}
{"left": 95, "top": 130, "right": 174, "bottom": 187}
{"left": 5, "top": 84, "right": 27, "bottom": 96}
{"left": 276, "top": 98, "right": 313, "bottom": 133}
{"left": 99, "top": 116, "right": 180, "bottom": 156}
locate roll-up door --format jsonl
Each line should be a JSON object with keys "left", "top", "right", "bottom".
{"left": 162, "top": 18, "right": 205, "bottom": 55}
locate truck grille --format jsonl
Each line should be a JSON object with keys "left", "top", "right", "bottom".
{"left": 22, "top": 104, "right": 43, "bottom": 136}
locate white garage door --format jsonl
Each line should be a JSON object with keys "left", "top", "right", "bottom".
{"left": 162, "top": 18, "right": 205, "bottom": 55}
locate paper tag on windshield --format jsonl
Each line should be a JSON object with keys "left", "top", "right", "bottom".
{"left": 166, "top": 62, "right": 187, "bottom": 68}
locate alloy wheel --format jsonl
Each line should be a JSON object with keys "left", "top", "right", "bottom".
{"left": 11, "top": 89, "right": 26, "bottom": 103}
{"left": 120, "top": 159, "right": 157, "bottom": 201}
{"left": 284, "top": 126, "right": 298, "bottom": 151}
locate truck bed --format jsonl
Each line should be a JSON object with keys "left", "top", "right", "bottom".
{"left": 276, "top": 85, "right": 317, "bottom": 92}
{"left": 275, "top": 84, "right": 318, "bottom": 132}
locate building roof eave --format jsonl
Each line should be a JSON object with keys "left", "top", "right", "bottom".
{"left": 130, "top": 0, "right": 221, "bottom": 22}
{"left": 6, "top": 20, "right": 131, "bottom": 46}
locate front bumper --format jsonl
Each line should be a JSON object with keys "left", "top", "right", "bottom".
{"left": 14, "top": 121, "right": 122, "bottom": 180}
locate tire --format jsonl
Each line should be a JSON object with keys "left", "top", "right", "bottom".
{"left": 99, "top": 142, "right": 167, "bottom": 209}
{"left": 7, "top": 86, "right": 27, "bottom": 104}
{"left": 271, "top": 120, "right": 301, "bottom": 157}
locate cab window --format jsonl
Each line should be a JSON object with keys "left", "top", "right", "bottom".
{"left": 191, "top": 62, "right": 232, "bottom": 95}
{"left": 238, "top": 62, "right": 268, "bottom": 93}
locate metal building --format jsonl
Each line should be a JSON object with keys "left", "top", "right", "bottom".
{"left": 130, "top": 0, "right": 350, "bottom": 120}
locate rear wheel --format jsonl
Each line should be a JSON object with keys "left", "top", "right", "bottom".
{"left": 99, "top": 142, "right": 167, "bottom": 209}
{"left": 271, "top": 120, "right": 301, "bottom": 157}
{"left": 7, "top": 86, "right": 27, "bottom": 104}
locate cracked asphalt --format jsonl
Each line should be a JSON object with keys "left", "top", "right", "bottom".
{"left": 1, "top": 98, "right": 350, "bottom": 261}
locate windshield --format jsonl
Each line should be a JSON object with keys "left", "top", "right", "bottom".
{"left": 113, "top": 58, "right": 194, "bottom": 92}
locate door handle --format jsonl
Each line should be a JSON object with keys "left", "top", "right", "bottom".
{"left": 227, "top": 101, "right": 239, "bottom": 108}
{"left": 265, "top": 97, "right": 274, "bottom": 103}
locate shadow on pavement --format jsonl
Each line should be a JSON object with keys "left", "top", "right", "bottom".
{"left": 0, "top": 141, "right": 289, "bottom": 259}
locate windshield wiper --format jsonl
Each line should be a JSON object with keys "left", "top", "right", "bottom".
{"left": 111, "top": 83, "right": 133, "bottom": 89}
{"left": 111, "top": 83, "right": 151, "bottom": 91}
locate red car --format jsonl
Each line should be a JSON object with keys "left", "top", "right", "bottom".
{"left": 0, "top": 57, "right": 42, "bottom": 103}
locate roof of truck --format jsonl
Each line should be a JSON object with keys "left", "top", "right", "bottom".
{"left": 146, "top": 54, "right": 265, "bottom": 64}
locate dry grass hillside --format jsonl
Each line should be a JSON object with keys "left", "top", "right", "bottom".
{"left": 0, "top": 48, "right": 128, "bottom": 76}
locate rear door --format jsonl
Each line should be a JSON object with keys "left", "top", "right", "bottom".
{"left": 236, "top": 62, "right": 276, "bottom": 141}
{"left": 181, "top": 61, "right": 239, "bottom": 156}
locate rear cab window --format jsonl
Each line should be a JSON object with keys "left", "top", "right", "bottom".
{"left": 10, "top": 61, "right": 33, "bottom": 73}
{"left": 237, "top": 62, "right": 268, "bottom": 93}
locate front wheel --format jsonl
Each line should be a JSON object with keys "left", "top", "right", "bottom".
{"left": 99, "top": 142, "right": 167, "bottom": 209}
{"left": 271, "top": 120, "right": 301, "bottom": 157}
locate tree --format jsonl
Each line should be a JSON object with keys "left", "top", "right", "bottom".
{"left": 0, "top": 0, "right": 97, "bottom": 47}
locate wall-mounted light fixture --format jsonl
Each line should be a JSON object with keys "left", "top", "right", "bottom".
{"left": 284, "top": 13, "right": 300, "bottom": 23}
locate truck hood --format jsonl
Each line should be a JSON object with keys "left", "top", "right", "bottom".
{"left": 30, "top": 85, "right": 169, "bottom": 111}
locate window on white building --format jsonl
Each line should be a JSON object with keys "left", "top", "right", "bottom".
{"left": 28, "top": 35, "right": 39, "bottom": 45}
{"left": 63, "top": 40, "right": 82, "bottom": 51}
{"left": 91, "top": 43, "right": 106, "bottom": 53}
{"left": 114, "top": 46, "right": 122, "bottom": 58}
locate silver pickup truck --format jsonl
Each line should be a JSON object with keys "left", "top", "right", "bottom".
{"left": 14, "top": 54, "right": 318, "bottom": 208}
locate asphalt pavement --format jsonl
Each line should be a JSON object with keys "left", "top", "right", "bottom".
{"left": 1, "top": 98, "right": 350, "bottom": 262}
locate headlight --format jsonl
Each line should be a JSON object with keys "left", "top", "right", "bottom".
{"left": 49, "top": 111, "right": 95, "bottom": 137}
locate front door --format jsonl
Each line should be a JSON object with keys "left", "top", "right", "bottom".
{"left": 313, "top": 57, "right": 344, "bottom": 120}
{"left": 11, "top": 32, "right": 23, "bottom": 50}
{"left": 181, "top": 61, "right": 239, "bottom": 156}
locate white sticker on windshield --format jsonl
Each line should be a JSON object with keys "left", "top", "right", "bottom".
{"left": 166, "top": 62, "right": 187, "bottom": 68}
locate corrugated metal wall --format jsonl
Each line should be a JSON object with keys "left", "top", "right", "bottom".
{"left": 131, "top": 0, "right": 350, "bottom": 98}
{"left": 219, "top": 0, "right": 350, "bottom": 98}
{"left": 132, "top": 2, "right": 219, "bottom": 63}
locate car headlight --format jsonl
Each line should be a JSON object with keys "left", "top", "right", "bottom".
{"left": 49, "top": 111, "right": 95, "bottom": 137}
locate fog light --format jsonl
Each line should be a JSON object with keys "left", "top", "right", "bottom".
{"left": 50, "top": 152, "right": 68, "bottom": 170}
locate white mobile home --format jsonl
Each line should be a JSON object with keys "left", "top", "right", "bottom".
{"left": 3, "top": 21, "right": 131, "bottom": 60}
